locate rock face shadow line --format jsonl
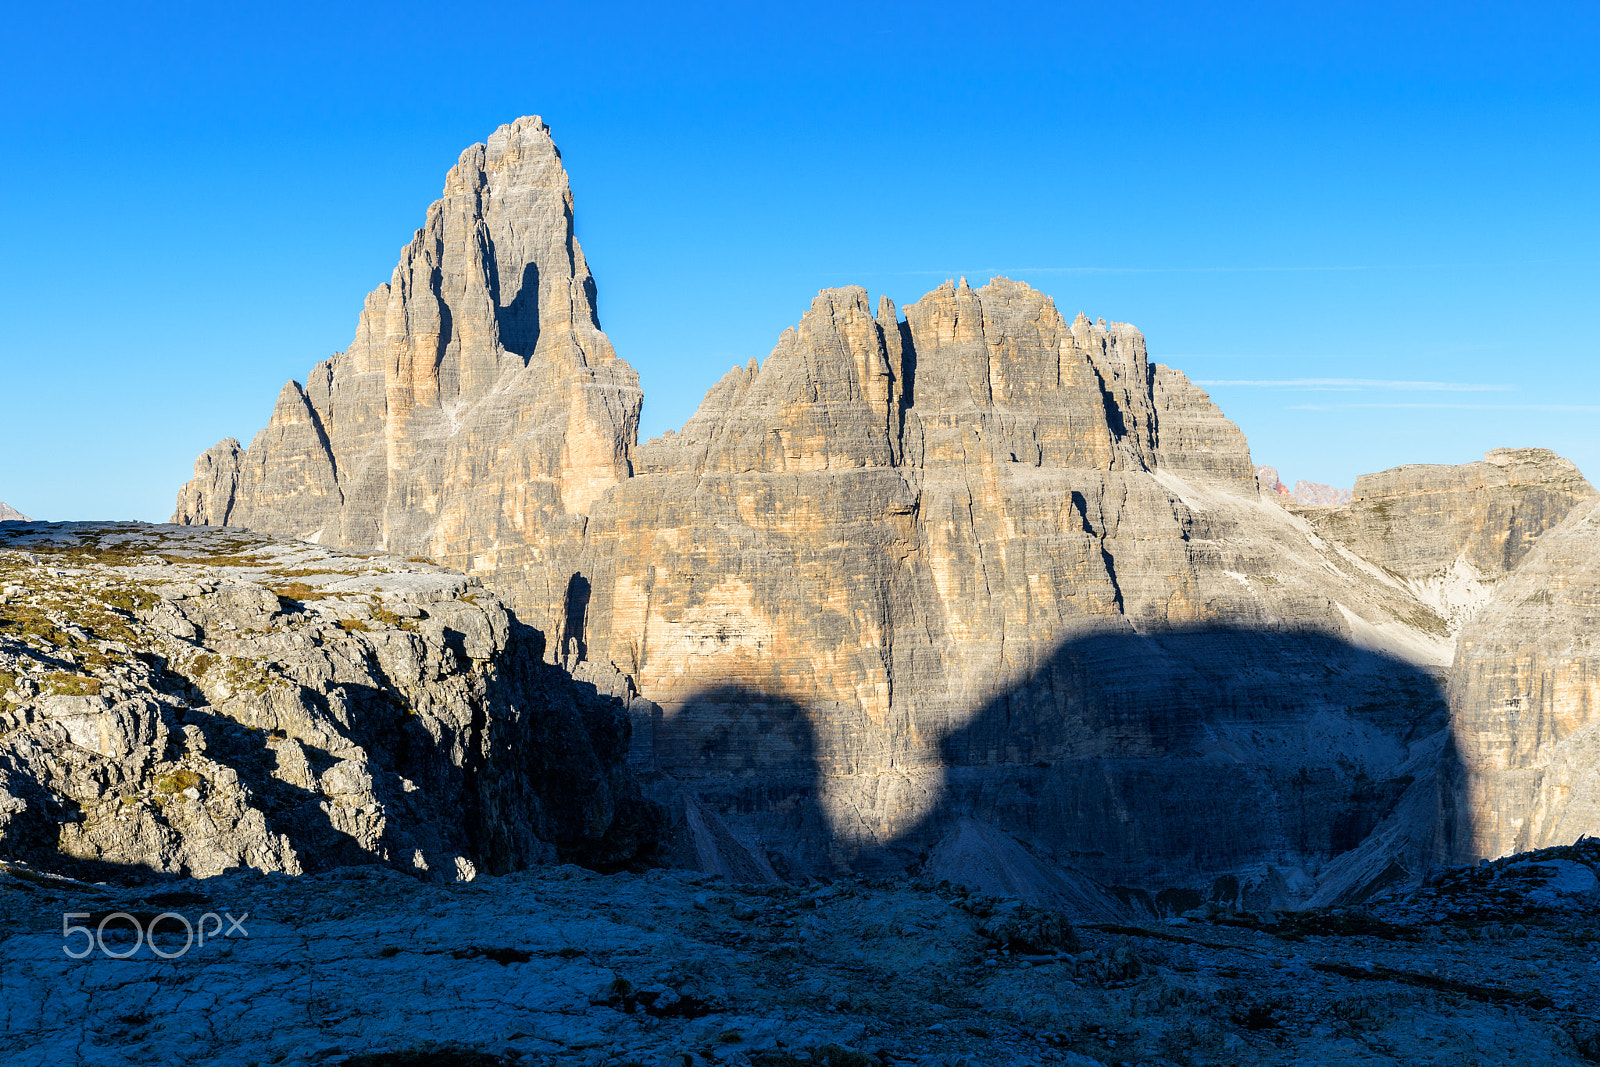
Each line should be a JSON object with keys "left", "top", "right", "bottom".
{"left": 653, "top": 622, "right": 1467, "bottom": 915}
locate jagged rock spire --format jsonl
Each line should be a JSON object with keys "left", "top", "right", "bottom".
{"left": 174, "top": 118, "right": 642, "bottom": 637}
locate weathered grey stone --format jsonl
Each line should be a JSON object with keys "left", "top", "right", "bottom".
{"left": 0, "top": 503, "right": 30, "bottom": 523}
{"left": 173, "top": 117, "right": 642, "bottom": 641}
{"left": 3, "top": 841, "right": 1598, "bottom": 1067}
{"left": 1446, "top": 494, "right": 1600, "bottom": 860}
{"left": 0, "top": 523, "right": 652, "bottom": 881}
{"left": 567, "top": 280, "right": 1472, "bottom": 904}
{"left": 1297, "top": 448, "right": 1594, "bottom": 629}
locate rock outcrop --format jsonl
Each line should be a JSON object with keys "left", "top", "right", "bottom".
{"left": 1254, "top": 465, "right": 1292, "bottom": 499}
{"left": 0, "top": 503, "right": 29, "bottom": 523}
{"left": 173, "top": 117, "right": 642, "bottom": 641}
{"left": 1297, "top": 448, "right": 1594, "bottom": 629}
{"left": 1445, "top": 494, "right": 1600, "bottom": 860}
{"left": 0, "top": 522, "right": 652, "bottom": 881}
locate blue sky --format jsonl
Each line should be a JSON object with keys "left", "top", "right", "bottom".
{"left": 3, "top": 2, "right": 1596, "bottom": 520}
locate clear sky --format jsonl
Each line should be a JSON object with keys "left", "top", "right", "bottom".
{"left": 3, "top": 2, "right": 1596, "bottom": 520}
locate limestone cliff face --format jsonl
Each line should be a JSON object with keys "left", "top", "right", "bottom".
{"left": 568, "top": 280, "right": 1469, "bottom": 901}
{"left": 1445, "top": 494, "right": 1600, "bottom": 860}
{"left": 1297, "top": 448, "right": 1595, "bottom": 629}
{"left": 173, "top": 117, "right": 642, "bottom": 639}
{"left": 171, "top": 119, "right": 1600, "bottom": 905}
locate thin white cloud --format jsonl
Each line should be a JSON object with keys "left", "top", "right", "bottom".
{"left": 826, "top": 258, "right": 1582, "bottom": 278}
{"left": 1160, "top": 354, "right": 1369, "bottom": 360}
{"left": 1193, "top": 378, "right": 1513, "bottom": 392}
{"left": 1289, "top": 403, "right": 1600, "bottom": 411}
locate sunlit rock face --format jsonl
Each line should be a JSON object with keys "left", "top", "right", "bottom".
{"left": 173, "top": 118, "right": 1600, "bottom": 908}
{"left": 1296, "top": 448, "right": 1595, "bottom": 631}
{"left": 1446, "top": 494, "right": 1600, "bottom": 861}
{"left": 566, "top": 279, "right": 1491, "bottom": 903}
{"left": 174, "top": 117, "right": 642, "bottom": 640}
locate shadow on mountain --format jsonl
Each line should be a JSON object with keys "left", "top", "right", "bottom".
{"left": 644, "top": 684, "right": 833, "bottom": 884}
{"left": 660, "top": 623, "right": 1465, "bottom": 914}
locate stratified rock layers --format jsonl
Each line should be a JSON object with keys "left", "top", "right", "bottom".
{"left": 1447, "top": 495, "right": 1600, "bottom": 859}
{"left": 174, "top": 117, "right": 641, "bottom": 639}
{"left": 570, "top": 281, "right": 1471, "bottom": 899}
{"left": 173, "top": 118, "right": 1600, "bottom": 901}
{"left": 1341, "top": 449, "right": 1593, "bottom": 580}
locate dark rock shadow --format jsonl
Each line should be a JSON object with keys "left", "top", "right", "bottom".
{"left": 561, "top": 572, "right": 591, "bottom": 664}
{"left": 470, "top": 614, "right": 658, "bottom": 873}
{"left": 497, "top": 261, "right": 541, "bottom": 359}
{"left": 658, "top": 624, "right": 1467, "bottom": 913}
{"left": 644, "top": 685, "right": 833, "bottom": 883}
{"left": 874, "top": 624, "right": 1465, "bottom": 912}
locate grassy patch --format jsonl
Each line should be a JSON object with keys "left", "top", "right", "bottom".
{"left": 337, "top": 618, "right": 370, "bottom": 633}
{"left": 219, "top": 656, "right": 276, "bottom": 696}
{"left": 371, "top": 605, "right": 405, "bottom": 628}
{"left": 154, "top": 769, "right": 202, "bottom": 795}
{"left": 269, "top": 581, "right": 335, "bottom": 603}
{"left": 0, "top": 604, "right": 73, "bottom": 648}
{"left": 100, "top": 588, "right": 159, "bottom": 613}
{"left": 43, "top": 673, "right": 101, "bottom": 697}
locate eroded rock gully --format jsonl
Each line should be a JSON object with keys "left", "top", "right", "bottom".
{"left": 163, "top": 116, "right": 1600, "bottom": 914}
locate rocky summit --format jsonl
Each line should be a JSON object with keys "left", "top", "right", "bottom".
{"left": 0, "top": 502, "right": 30, "bottom": 523}
{"left": 173, "top": 116, "right": 642, "bottom": 644}
{"left": 571, "top": 282, "right": 1525, "bottom": 910}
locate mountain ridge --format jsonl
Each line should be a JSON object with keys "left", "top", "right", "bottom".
{"left": 168, "top": 117, "right": 1600, "bottom": 906}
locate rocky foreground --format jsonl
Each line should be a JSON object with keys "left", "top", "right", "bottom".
{"left": 0, "top": 522, "right": 651, "bottom": 882}
{"left": 3, "top": 837, "right": 1599, "bottom": 1066}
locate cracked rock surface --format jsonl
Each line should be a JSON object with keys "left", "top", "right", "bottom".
{"left": 3, "top": 839, "right": 1598, "bottom": 1066}
{"left": 0, "top": 522, "right": 652, "bottom": 882}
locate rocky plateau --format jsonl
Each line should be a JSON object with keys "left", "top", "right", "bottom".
{"left": 0, "top": 522, "right": 652, "bottom": 882}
